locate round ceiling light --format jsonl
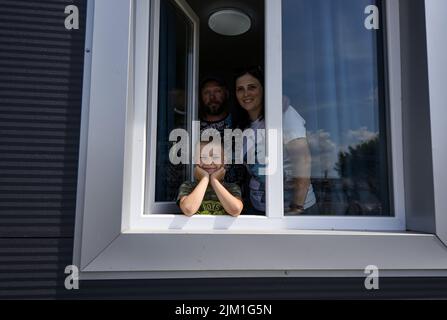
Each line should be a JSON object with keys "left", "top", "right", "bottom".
{"left": 208, "top": 9, "right": 251, "bottom": 36}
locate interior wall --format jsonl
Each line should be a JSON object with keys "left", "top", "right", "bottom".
{"left": 186, "top": 0, "right": 264, "bottom": 92}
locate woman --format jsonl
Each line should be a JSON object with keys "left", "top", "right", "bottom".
{"left": 234, "top": 66, "right": 317, "bottom": 215}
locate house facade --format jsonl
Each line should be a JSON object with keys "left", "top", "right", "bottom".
{"left": 1, "top": 0, "right": 447, "bottom": 299}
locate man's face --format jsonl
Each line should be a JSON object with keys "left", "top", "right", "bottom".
{"left": 201, "top": 81, "right": 228, "bottom": 116}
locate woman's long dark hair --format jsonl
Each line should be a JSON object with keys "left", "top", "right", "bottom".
{"left": 233, "top": 66, "right": 265, "bottom": 130}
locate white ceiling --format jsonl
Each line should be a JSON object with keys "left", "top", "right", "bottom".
{"left": 185, "top": 0, "right": 265, "bottom": 86}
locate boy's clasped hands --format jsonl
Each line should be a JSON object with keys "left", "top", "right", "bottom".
{"left": 194, "top": 166, "right": 225, "bottom": 185}
{"left": 178, "top": 142, "right": 243, "bottom": 217}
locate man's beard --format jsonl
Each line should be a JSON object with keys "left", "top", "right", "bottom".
{"left": 204, "top": 102, "right": 226, "bottom": 116}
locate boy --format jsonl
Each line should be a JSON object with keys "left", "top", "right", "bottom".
{"left": 177, "top": 141, "right": 243, "bottom": 217}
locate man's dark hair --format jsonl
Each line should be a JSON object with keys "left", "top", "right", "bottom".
{"left": 199, "top": 75, "right": 228, "bottom": 93}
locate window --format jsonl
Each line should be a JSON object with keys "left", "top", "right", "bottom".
{"left": 282, "top": 0, "right": 391, "bottom": 217}
{"left": 130, "top": 0, "right": 405, "bottom": 231}
{"left": 153, "top": 0, "right": 195, "bottom": 211}
{"left": 74, "top": 0, "right": 447, "bottom": 279}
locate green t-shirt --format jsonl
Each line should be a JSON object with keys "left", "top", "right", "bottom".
{"left": 177, "top": 181, "right": 242, "bottom": 216}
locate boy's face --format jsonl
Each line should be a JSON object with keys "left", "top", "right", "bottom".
{"left": 198, "top": 144, "right": 224, "bottom": 175}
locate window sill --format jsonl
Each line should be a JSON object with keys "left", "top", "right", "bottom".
{"left": 76, "top": 230, "right": 447, "bottom": 280}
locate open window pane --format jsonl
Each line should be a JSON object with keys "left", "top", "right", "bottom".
{"left": 282, "top": 0, "right": 392, "bottom": 216}
{"left": 155, "top": 0, "right": 193, "bottom": 202}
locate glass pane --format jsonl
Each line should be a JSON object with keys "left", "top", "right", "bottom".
{"left": 282, "top": 0, "right": 391, "bottom": 216}
{"left": 155, "top": 0, "right": 192, "bottom": 202}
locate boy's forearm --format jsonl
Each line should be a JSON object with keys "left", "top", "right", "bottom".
{"left": 210, "top": 179, "right": 243, "bottom": 216}
{"left": 180, "top": 178, "right": 209, "bottom": 216}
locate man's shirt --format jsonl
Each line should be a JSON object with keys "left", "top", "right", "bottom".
{"left": 200, "top": 114, "right": 233, "bottom": 138}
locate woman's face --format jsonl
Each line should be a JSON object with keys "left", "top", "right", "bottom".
{"left": 235, "top": 73, "right": 263, "bottom": 116}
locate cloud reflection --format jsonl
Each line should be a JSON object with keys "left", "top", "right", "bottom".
{"left": 307, "top": 127, "right": 378, "bottom": 178}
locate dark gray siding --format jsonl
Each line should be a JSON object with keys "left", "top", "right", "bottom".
{"left": 0, "top": 0, "right": 84, "bottom": 238}
{"left": 0, "top": 0, "right": 447, "bottom": 300}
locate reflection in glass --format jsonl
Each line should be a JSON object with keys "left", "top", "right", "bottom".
{"left": 155, "top": 0, "right": 192, "bottom": 202}
{"left": 282, "top": 0, "right": 391, "bottom": 216}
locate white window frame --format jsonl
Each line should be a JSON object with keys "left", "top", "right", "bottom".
{"left": 125, "top": 0, "right": 405, "bottom": 232}
{"left": 74, "top": 0, "right": 447, "bottom": 279}
{"left": 143, "top": 0, "right": 200, "bottom": 216}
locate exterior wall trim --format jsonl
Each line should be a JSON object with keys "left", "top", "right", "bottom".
{"left": 425, "top": 0, "right": 447, "bottom": 246}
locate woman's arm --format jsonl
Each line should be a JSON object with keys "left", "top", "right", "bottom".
{"left": 179, "top": 167, "right": 209, "bottom": 216}
{"left": 210, "top": 168, "right": 243, "bottom": 217}
{"left": 286, "top": 138, "right": 312, "bottom": 213}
